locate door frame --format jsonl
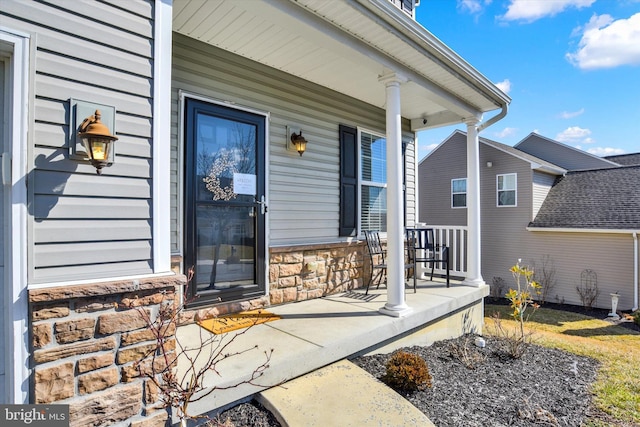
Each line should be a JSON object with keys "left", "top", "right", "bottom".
{"left": 0, "top": 26, "right": 30, "bottom": 404}
{"left": 179, "top": 92, "right": 270, "bottom": 307}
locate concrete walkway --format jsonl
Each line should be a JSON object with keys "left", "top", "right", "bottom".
{"left": 258, "top": 359, "right": 436, "bottom": 426}
{"left": 176, "top": 280, "right": 489, "bottom": 424}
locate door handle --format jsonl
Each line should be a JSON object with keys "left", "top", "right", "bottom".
{"left": 255, "top": 195, "right": 268, "bottom": 214}
{"left": 1, "top": 152, "right": 10, "bottom": 186}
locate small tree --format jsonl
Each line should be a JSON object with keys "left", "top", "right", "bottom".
{"left": 507, "top": 259, "right": 542, "bottom": 340}
{"left": 122, "top": 269, "right": 274, "bottom": 426}
{"left": 492, "top": 260, "right": 542, "bottom": 358}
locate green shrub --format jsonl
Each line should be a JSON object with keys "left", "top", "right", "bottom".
{"left": 633, "top": 310, "right": 640, "bottom": 326}
{"left": 381, "top": 351, "right": 432, "bottom": 393}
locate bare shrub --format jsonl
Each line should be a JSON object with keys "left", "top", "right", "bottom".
{"left": 491, "top": 276, "right": 506, "bottom": 299}
{"left": 517, "top": 396, "right": 559, "bottom": 426}
{"left": 491, "top": 312, "right": 533, "bottom": 359}
{"left": 446, "top": 335, "right": 486, "bottom": 369}
{"left": 576, "top": 269, "right": 600, "bottom": 310}
{"left": 531, "top": 255, "right": 556, "bottom": 304}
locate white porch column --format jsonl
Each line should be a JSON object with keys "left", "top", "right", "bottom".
{"left": 379, "top": 73, "right": 412, "bottom": 317}
{"left": 463, "top": 118, "right": 485, "bottom": 287}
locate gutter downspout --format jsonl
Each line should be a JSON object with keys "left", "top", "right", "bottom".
{"left": 478, "top": 103, "right": 508, "bottom": 133}
{"left": 634, "top": 232, "right": 638, "bottom": 311}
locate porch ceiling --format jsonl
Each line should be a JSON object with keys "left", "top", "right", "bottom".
{"left": 173, "top": 0, "right": 510, "bottom": 130}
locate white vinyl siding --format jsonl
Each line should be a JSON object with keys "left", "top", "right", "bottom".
{"left": 497, "top": 173, "right": 517, "bottom": 206}
{"left": 171, "top": 34, "right": 416, "bottom": 248}
{"left": 524, "top": 231, "right": 636, "bottom": 310}
{"left": 451, "top": 178, "right": 466, "bottom": 208}
{"left": 1, "top": 1, "right": 155, "bottom": 284}
{"left": 532, "top": 171, "right": 556, "bottom": 220}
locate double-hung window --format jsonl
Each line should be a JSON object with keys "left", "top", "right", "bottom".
{"left": 451, "top": 178, "right": 467, "bottom": 208}
{"left": 497, "top": 173, "right": 517, "bottom": 206}
{"left": 360, "top": 130, "right": 387, "bottom": 232}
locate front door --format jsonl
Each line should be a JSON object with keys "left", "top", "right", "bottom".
{"left": 184, "top": 98, "right": 266, "bottom": 307}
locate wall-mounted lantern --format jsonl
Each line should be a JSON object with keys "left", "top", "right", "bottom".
{"left": 69, "top": 99, "right": 117, "bottom": 174}
{"left": 286, "top": 126, "right": 308, "bottom": 156}
{"left": 78, "top": 110, "right": 118, "bottom": 174}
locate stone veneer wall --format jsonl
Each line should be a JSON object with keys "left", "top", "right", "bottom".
{"left": 27, "top": 241, "right": 369, "bottom": 427}
{"left": 29, "top": 275, "right": 186, "bottom": 427}
{"left": 268, "top": 241, "right": 367, "bottom": 305}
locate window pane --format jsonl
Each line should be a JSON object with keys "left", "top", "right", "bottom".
{"left": 452, "top": 179, "right": 466, "bottom": 193}
{"left": 504, "top": 174, "right": 516, "bottom": 189}
{"left": 195, "top": 205, "right": 255, "bottom": 289}
{"left": 361, "top": 186, "right": 387, "bottom": 232}
{"left": 498, "top": 173, "right": 516, "bottom": 191}
{"left": 453, "top": 194, "right": 466, "bottom": 207}
{"left": 498, "top": 190, "right": 516, "bottom": 206}
{"left": 196, "top": 114, "right": 256, "bottom": 203}
{"left": 361, "top": 133, "right": 386, "bottom": 184}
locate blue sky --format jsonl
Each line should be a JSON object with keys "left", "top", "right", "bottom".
{"left": 415, "top": 0, "right": 640, "bottom": 161}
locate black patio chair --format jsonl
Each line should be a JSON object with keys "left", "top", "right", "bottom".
{"left": 364, "top": 230, "right": 387, "bottom": 295}
{"left": 406, "top": 228, "right": 450, "bottom": 290}
{"left": 364, "top": 231, "right": 415, "bottom": 295}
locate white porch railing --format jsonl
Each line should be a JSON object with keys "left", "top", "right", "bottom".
{"left": 414, "top": 224, "right": 468, "bottom": 279}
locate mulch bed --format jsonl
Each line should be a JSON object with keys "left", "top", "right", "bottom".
{"left": 216, "top": 300, "right": 639, "bottom": 426}
{"left": 352, "top": 337, "right": 600, "bottom": 427}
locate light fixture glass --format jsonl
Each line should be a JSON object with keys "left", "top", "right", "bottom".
{"left": 290, "top": 131, "right": 308, "bottom": 156}
{"left": 78, "top": 109, "right": 118, "bottom": 174}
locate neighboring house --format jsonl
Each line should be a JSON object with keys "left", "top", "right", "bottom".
{"left": 419, "top": 130, "right": 640, "bottom": 312}
{"left": 1, "top": 0, "right": 509, "bottom": 425}
{"left": 514, "top": 132, "right": 620, "bottom": 171}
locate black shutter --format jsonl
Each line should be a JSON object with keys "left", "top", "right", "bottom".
{"left": 339, "top": 125, "right": 358, "bottom": 236}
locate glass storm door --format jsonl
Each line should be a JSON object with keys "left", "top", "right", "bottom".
{"left": 184, "top": 99, "right": 266, "bottom": 306}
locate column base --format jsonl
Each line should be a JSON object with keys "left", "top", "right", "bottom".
{"left": 379, "top": 304, "right": 413, "bottom": 318}
{"left": 462, "top": 278, "right": 486, "bottom": 288}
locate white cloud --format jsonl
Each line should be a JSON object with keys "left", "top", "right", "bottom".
{"left": 566, "top": 13, "right": 640, "bottom": 69}
{"left": 555, "top": 126, "right": 594, "bottom": 144}
{"left": 500, "top": 0, "right": 595, "bottom": 23}
{"left": 494, "top": 79, "right": 511, "bottom": 94}
{"left": 558, "top": 108, "right": 585, "bottom": 119}
{"left": 495, "top": 127, "right": 518, "bottom": 138}
{"left": 586, "top": 146, "right": 626, "bottom": 156}
{"left": 458, "top": 0, "right": 492, "bottom": 14}
{"left": 423, "top": 143, "right": 439, "bottom": 154}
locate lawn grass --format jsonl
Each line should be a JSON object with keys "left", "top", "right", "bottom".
{"left": 484, "top": 304, "right": 640, "bottom": 426}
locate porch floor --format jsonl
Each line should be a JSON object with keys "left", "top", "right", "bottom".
{"left": 176, "top": 278, "right": 489, "bottom": 421}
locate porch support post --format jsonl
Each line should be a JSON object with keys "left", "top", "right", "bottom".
{"left": 463, "top": 117, "right": 485, "bottom": 287}
{"left": 378, "top": 73, "right": 412, "bottom": 317}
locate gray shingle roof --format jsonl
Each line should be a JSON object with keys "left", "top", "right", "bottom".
{"left": 529, "top": 165, "right": 640, "bottom": 230}
{"left": 604, "top": 153, "right": 640, "bottom": 166}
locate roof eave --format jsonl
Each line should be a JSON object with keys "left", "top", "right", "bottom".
{"left": 358, "top": 0, "right": 511, "bottom": 109}
{"left": 527, "top": 227, "right": 640, "bottom": 234}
